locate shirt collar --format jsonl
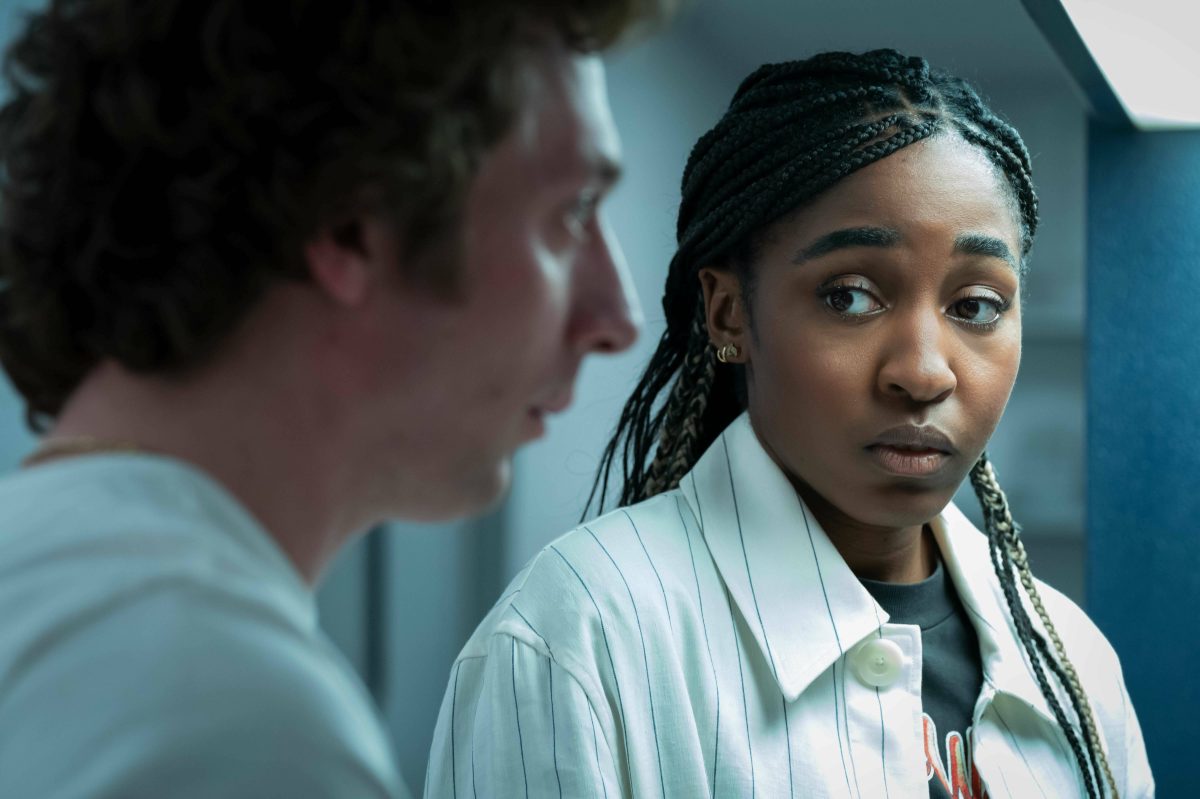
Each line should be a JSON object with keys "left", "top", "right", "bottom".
{"left": 931, "top": 502, "right": 1058, "bottom": 724}
{"left": 680, "top": 413, "right": 885, "bottom": 702}
{"left": 680, "top": 412, "right": 1057, "bottom": 723}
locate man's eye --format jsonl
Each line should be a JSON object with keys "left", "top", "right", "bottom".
{"left": 822, "top": 287, "right": 882, "bottom": 316}
{"left": 948, "top": 296, "right": 1005, "bottom": 326}
{"left": 563, "top": 193, "right": 600, "bottom": 237}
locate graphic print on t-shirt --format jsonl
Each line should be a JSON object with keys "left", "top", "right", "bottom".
{"left": 924, "top": 712, "right": 988, "bottom": 799}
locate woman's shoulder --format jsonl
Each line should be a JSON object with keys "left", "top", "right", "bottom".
{"left": 1032, "top": 577, "right": 1124, "bottom": 688}
{"left": 551, "top": 489, "right": 695, "bottom": 564}
{"left": 527, "top": 489, "right": 698, "bottom": 613}
{"left": 939, "top": 505, "right": 1130, "bottom": 717}
{"left": 457, "top": 490, "right": 704, "bottom": 667}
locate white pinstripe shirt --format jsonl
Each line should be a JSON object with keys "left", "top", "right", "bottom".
{"left": 426, "top": 413, "right": 1153, "bottom": 798}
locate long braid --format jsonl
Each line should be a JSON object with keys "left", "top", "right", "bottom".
{"left": 585, "top": 50, "right": 1116, "bottom": 795}
{"left": 983, "top": 520, "right": 1100, "bottom": 798}
{"left": 641, "top": 302, "right": 716, "bottom": 501}
{"left": 581, "top": 335, "right": 681, "bottom": 513}
{"left": 972, "top": 455, "right": 1120, "bottom": 797}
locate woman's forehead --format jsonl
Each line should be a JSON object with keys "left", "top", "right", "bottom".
{"left": 763, "top": 135, "right": 1022, "bottom": 251}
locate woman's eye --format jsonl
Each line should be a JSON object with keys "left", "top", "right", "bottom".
{"left": 823, "top": 287, "right": 882, "bottom": 316}
{"left": 949, "top": 296, "right": 1005, "bottom": 325}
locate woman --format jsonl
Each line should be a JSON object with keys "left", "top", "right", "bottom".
{"left": 426, "top": 50, "right": 1152, "bottom": 798}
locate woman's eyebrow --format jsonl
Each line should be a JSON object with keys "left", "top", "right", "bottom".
{"left": 955, "top": 232, "right": 1018, "bottom": 272}
{"left": 792, "top": 226, "right": 901, "bottom": 264}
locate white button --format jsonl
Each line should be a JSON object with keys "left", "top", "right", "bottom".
{"left": 852, "top": 638, "right": 905, "bottom": 689}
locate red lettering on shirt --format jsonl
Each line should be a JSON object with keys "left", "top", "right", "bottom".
{"left": 923, "top": 712, "right": 988, "bottom": 799}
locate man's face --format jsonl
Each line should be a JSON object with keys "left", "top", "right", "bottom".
{"left": 360, "top": 46, "right": 639, "bottom": 521}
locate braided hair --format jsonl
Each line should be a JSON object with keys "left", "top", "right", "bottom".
{"left": 586, "top": 50, "right": 1118, "bottom": 798}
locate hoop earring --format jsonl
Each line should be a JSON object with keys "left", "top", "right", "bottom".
{"left": 716, "top": 342, "right": 740, "bottom": 363}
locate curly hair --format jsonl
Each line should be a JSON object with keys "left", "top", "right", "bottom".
{"left": 0, "top": 0, "right": 669, "bottom": 429}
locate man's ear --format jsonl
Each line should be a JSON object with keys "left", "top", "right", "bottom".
{"left": 303, "top": 218, "right": 373, "bottom": 307}
{"left": 698, "top": 266, "right": 748, "bottom": 358}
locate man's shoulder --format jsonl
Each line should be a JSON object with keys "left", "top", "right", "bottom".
{"left": 0, "top": 555, "right": 401, "bottom": 797}
{"left": 0, "top": 454, "right": 312, "bottom": 662}
{"left": 0, "top": 503, "right": 309, "bottom": 676}
{"left": 0, "top": 455, "right": 274, "bottom": 570}
{"left": 0, "top": 454, "right": 401, "bottom": 795}
{"left": 3, "top": 561, "right": 338, "bottom": 713}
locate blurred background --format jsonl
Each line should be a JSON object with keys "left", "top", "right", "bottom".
{"left": 1, "top": 0, "right": 1195, "bottom": 795}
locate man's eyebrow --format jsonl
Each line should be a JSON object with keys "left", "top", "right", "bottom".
{"left": 792, "top": 226, "right": 901, "bottom": 264}
{"left": 954, "top": 233, "right": 1018, "bottom": 272}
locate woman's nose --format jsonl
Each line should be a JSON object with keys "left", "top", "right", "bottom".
{"left": 876, "top": 312, "right": 957, "bottom": 403}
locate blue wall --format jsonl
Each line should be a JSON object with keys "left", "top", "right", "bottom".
{"left": 1088, "top": 125, "right": 1200, "bottom": 797}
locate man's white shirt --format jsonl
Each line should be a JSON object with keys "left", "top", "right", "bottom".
{"left": 0, "top": 454, "right": 407, "bottom": 798}
{"left": 426, "top": 413, "right": 1153, "bottom": 798}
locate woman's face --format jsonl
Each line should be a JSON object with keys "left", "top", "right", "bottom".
{"left": 702, "top": 134, "right": 1023, "bottom": 529}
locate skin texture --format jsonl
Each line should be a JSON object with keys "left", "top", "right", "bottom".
{"left": 701, "top": 134, "right": 1023, "bottom": 583}
{"left": 336, "top": 46, "right": 640, "bottom": 523}
{"left": 47, "top": 43, "right": 639, "bottom": 582}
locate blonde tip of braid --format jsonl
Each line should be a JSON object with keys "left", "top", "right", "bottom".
{"left": 1009, "top": 539, "right": 1119, "bottom": 798}
{"left": 641, "top": 309, "right": 717, "bottom": 500}
{"left": 973, "top": 454, "right": 1120, "bottom": 798}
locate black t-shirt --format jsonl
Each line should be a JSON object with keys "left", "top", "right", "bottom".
{"left": 860, "top": 557, "right": 989, "bottom": 799}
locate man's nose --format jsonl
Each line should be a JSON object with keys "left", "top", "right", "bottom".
{"left": 570, "top": 214, "right": 641, "bottom": 355}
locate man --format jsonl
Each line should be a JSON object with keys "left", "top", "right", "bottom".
{"left": 0, "top": 1, "right": 664, "bottom": 796}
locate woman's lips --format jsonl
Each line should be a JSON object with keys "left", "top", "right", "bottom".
{"left": 867, "top": 445, "right": 951, "bottom": 477}
{"left": 866, "top": 424, "right": 957, "bottom": 477}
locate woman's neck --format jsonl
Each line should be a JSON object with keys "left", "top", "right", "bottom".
{"left": 793, "top": 479, "right": 939, "bottom": 584}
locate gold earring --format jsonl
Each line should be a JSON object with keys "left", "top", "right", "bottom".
{"left": 716, "top": 342, "right": 740, "bottom": 363}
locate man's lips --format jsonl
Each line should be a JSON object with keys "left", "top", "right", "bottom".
{"left": 527, "top": 386, "right": 576, "bottom": 429}
{"left": 532, "top": 389, "right": 574, "bottom": 418}
{"left": 865, "top": 424, "right": 958, "bottom": 478}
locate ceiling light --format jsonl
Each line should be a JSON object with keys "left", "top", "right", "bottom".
{"left": 1058, "top": 0, "right": 1200, "bottom": 129}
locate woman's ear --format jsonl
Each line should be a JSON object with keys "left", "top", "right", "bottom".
{"left": 698, "top": 266, "right": 748, "bottom": 361}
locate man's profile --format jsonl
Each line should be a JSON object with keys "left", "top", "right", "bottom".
{"left": 0, "top": 1, "right": 666, "bottom": 796}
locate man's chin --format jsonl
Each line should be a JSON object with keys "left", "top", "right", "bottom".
{"left": 464, "top": 460, "right": 513, "bottom": 517}
{"left": 392, "top": 457, "right": 513, "bottom": 524}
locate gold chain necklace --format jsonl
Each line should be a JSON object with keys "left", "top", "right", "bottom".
{"left": 21, "top": 436, "right": 144, "bottom": 469}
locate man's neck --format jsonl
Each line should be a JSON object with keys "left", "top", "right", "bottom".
{"left": 47, "top": 331, "right": 357, "bottom": 585}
